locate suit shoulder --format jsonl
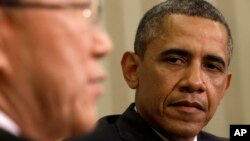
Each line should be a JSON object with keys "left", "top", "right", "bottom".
{"left": 72, "top": 115, "right": 122, "bottom": 141}
{"left": 198, "top": 131, "right": 229, "bottom": 141}
{"left": 99, "top": 115, "right": 121, "bottom": 125}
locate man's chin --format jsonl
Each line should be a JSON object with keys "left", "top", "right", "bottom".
{"left": 63, "top": 118, "right": 96, "bottom": 140}
{"left": 68, "top": 115, "right": 97, "bottom": 138}
{"left": 69, "top": 101, "right": 98, "bottom": 136}
{"left": 79, "top": 110, "right": 97, "bottom": 132}
{"left": 165, "top": 124, "right": 202, "bottom": 139}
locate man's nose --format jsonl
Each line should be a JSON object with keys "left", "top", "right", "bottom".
{"left": 178, "top": 63, "right": 206, "bottom": 94}
{"left": 92, "top": 26, "right": 113, "bottom": 58}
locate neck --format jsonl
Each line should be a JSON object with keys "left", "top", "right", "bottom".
{"left": 153, "top": 128, "right": 196, "bottom": 141}
{"left": 0, "top": 92, "right": 66, "bottom": 141}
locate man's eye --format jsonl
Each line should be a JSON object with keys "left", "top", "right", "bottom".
{"left": 165, "top": 57, "right": 185, "bottom": 65}
{"left": 204, "top": 63, "right": 224, "bottom": 73}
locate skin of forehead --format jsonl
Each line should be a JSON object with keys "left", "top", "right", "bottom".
{"left": 156, "top": 14, "right": 228, "bottom": 65}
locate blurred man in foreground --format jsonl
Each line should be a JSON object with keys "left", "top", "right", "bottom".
{"left": 0, "top": 0, "right": 112, "bottom": 140}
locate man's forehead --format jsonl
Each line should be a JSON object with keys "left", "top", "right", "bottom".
{"left": 23, "top": 0, "right": 91, "bottom": 3}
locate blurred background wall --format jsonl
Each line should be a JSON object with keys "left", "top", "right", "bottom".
{"left": 99, "top": 0, "right": 250, "bottom": 137}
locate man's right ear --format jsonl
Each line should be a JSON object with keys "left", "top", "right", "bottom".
{"left": 121, "top": 51, "right": 141, "bottom": 89}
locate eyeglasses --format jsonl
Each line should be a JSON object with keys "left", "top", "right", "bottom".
{"left": 0, "top": 1, "right": 101, "bottom": 24}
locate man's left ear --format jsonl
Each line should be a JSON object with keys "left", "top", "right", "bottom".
{"left": 225, "top": 73, "right": 232, "bottom": 90}
{"left": 121, "top": 51, "right": 141, "bottom": 89}
{"left": 221, "top": 73, "right": 232, "bottom": 98}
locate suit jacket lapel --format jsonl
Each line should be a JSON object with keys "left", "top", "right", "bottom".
{"left": 116, "top": 103, "right": 163, "bottom": 141}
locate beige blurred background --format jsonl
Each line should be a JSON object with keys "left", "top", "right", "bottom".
{"left": 98, "top": 0, "right": 250, "bottom": 137}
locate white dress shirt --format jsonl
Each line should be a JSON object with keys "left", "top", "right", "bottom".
{"left": 0, "top": 111, "right": 20, "bottom": 136}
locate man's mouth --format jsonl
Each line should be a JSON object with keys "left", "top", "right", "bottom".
{"left": 168, "top": 100, "right": 205, "bottom": 113}
{"left": 86, "top": 76, "right": 105, "bottom": 96}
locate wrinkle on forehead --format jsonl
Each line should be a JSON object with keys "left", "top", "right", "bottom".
{"left": 162, "top": 14, "right": 227, "bottom": 44}
{"left": 154, "top": 14, "right": 229, "bottom": 65}
{"left": 160, "top": 14, "right": 227, "bottom": 51}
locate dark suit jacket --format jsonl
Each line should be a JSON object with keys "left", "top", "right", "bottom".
{"left": 72, "top": 103, "right": 228, "bottom": 141}
{"left": 0, "top": 129, "right": 29, "bottom": 141}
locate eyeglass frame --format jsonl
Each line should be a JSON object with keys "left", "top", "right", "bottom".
{"left": 0, "top": 1, "right": 102, "bottom": 24}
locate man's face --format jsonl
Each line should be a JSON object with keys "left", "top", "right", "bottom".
{"left": 135, "top": 14, "right": 231, "bottom": 139}
{"left": 2, "top": 0, "right": 112, "bottom": 136}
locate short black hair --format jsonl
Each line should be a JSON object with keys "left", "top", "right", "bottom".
{"left": 134, "top": 0, "right": 233, "bottom": 65}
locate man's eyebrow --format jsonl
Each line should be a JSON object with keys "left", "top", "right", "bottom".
{"left": 204, "top": 55, "right": 226, "bottom": 68}
{"left": 158, "top": 48, "right": 192, "bottom": 58}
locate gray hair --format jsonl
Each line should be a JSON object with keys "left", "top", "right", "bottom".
{"left": 134, "top": 0, "right": 233, "bottom": 65}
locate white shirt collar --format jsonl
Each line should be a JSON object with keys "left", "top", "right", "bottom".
{"left": 194, "top": 136, "right": 198, "bottom": 141}
{"left": 134, "top": 106, "right": 197, "bottom": 141}
{"left": 0, "top": 111, "right": 20, "bottom": 136}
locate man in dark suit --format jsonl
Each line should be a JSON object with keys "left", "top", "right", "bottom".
{"left": 74, "top": 0, "right": 233, "bottom": 141}
{"left": 76, "top": 104, "right": 228, "bottom": 141}
{"left": 0, "top": 0, "right": 112, "bottom": 140}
